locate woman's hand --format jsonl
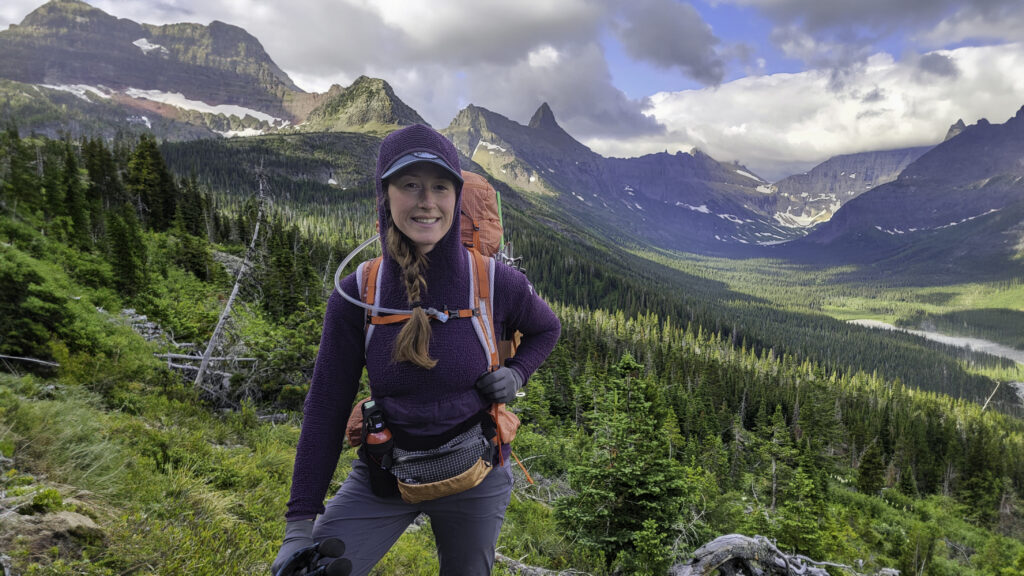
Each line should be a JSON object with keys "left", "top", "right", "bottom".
{"left": 270, "top": 519, "right": 315, "bottom": 575}
{"left": 474, "top": 367, "right": 523, "bottom": 404}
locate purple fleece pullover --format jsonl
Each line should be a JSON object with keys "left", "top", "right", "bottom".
{"left": 286, "top": 125, "right": 561, "bottom": 520}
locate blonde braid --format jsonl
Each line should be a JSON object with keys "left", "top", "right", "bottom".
{"left": 386, "top": 220, "right": 437, "bottom": 369}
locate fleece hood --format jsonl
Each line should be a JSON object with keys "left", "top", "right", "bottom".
{"left": 374, "top": 124, "right": 466, "bottom": 308}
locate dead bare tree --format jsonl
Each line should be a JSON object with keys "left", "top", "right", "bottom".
{"left": 193, "top": 167, "right": 269, "bottom": 391}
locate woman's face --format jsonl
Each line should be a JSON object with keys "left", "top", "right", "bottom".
{"left": 386, "top": 163, "right": 458, "bottom": 254}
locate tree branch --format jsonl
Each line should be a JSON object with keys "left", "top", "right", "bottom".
{"left": 0, "top": 354, "right": 60, "bottom": 367}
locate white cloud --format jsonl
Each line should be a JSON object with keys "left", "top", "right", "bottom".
{"left": 3, "top": 0, "right": 1023, "bottom": 182}
{"left": 917, "top": 5, "right": 1024, "bottom": 48}
{"left": 585, "top": 43, "right": 1024, "bottom": 182}
{"left": 528, "top": 46, "right": 561, "bottom": 68}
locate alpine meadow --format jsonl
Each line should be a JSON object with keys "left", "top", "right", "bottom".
{"left": 2, "top": 1, "right": 1024, "bottom": 575}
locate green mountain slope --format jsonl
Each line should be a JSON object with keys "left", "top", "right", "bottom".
{"left": 299, "top": 76, "right": 427, "bottom": 135}
{"left": 3, "top": 130, "right": 1024, "bottom": 575}
{"left": 158, "top": 133, "right": 1022, "bottom": 413}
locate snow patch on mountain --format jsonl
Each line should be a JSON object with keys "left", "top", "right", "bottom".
{"left": 756, "top": 184, "right": 774, "bottom": 194}
{"left": 774, "top": 209, "right": 824, "bottom": 227}
{"left": 39, "top": 84, "right": 111, "bottom": 102}
{"left": 217, "top": 128, "right": 265, "bottom": 138}
{"left": 127, "top": 115, "right": 151, "bottom": 128}
{"left": 735, "top": 169, "right": 762, "bottom": 182}
{"left": 936, "top": 209, "right": 1000, "bottom": 229}
{"left": 676, "top": 202, "right": 711, "bottom": 214}
{"left": 474, "top": 140, "right": 508, "bottom": 154}
{"left": 133, "top": 38, "right": 169, "bottom": 56}
{"left": 124, "top": 88, "right": 283, "bottom": 124}
{"left": 874, "top": 209, "right": 1001, "bottom": 235}
{"left": 754, "top": 231, "right": 789, "bottom": 246}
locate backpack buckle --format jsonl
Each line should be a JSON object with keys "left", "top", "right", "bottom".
{"left": 426, "top": 307, "right": 449, "bottom": 323}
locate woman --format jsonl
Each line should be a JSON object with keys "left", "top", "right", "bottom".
{"left": 272, "top": 124, "right": 561, "bottom": 575}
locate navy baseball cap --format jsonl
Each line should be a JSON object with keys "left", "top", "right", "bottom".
{"left": 381, "top": 151, "right": 464, "bottom": 183}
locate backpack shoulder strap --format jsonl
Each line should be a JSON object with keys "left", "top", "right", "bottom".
{"left": 359, "top": 256, "right": 382, "bottom": 305}
{"left": 358, "top": 249, "right": 499, "bottom": 373}
{"left": 357, "top": 256, "right": 385, "bottom": 353}
{"left": 467, "top": 248, "right": 500, "bottom": 372}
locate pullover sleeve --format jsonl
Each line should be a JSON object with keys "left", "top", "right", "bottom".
{"left": 492, "top": 263, "right": 561, "bottom": 384}
{"left": 285, "top": 276, "right": 366, "bottom": 520}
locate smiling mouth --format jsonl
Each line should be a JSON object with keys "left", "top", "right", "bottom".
{"left": 413, "top": 217, "right": 440, "bottom": 224}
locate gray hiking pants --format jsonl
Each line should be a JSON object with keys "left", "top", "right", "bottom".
{"left": 312, "top": 458, "right": 514, "bottom": 576}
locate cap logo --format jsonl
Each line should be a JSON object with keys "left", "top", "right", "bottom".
{"left": 412, "top": 152, "right": 439, "bottom": 159}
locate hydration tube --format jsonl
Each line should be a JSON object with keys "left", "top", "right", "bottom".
{"left": 333, "top": 234, "right": 451, "bottom": 322}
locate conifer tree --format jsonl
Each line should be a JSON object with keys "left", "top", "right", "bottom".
{"left": 897, "top": 462, "right": 919, "bottom": 497}
{"left": 1, "top": 125, "right": 41, "bottom": 218}
{"left": 39, "top": 139, "right": 65, "bottom": 227}
{"left": 62, "top": 141, "right": 91, "bottom": 250}
{"left": 776, "top": 466, "right": 827, "bottom": 556}
{"left": 82, "top": 137, "right": 123, "bottom": 236}
{"left": 758, "top": 404, "right": 797, "bottom": 511}
{"left": 556, "top": 353, "right": 688, "bottom": 572}
{"left": 177, "top": 175, "right": 208, "bottom": 239}
{"left": 858, "top": 439, "right": 886, "bottom": 496}
{"left": 126, "top": 134, "right": 178, "bottom": 231}
{"left": 106, "top": 203, "right": 148, "bottom": 296}
{"left": 0, "top": 252, "right": 67, "bottom": 359}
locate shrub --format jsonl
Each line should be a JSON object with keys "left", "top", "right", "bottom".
{"left": 28, "top": 488, "right": 64, "bottom": 514}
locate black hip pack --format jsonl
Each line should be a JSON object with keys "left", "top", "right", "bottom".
{"left": 360, "top": 407, "right": 497, "bottom": 503}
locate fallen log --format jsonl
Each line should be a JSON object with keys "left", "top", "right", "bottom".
{"left": 669, "top": 534, "right": 899, "bottom": 576}
{"left": 495, "top": 552, "right": 588, "bottom": 575}
{"left": 155, "top": 353, "right": 256, "bottom": 362}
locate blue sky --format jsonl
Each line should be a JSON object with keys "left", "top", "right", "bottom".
{"left": 3, "top": 0, "right": 1023, "bottom": 181}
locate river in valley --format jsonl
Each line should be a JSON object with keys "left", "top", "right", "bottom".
{"left": 850, "top": 318, "right": 1024, "bottom": 402}
{"left": 849, "top": 319, "right": 1024, "bottom": 365}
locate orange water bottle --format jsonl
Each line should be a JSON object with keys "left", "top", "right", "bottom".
{"left": 362, "top": 400, "right": 390, "bottom": 442}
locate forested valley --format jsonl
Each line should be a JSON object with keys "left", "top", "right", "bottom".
{"left": 2, "top": 129, "right": 1024, "bottom": 575}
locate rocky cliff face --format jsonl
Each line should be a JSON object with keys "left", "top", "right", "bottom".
{"left": 945, "top": 119, "right": 967, "bottom": 141}
{"left": 0, "top": 0, "right": 439, "bottom": 140}
{"left": 0, "top": 0, "right": 299, "bottom": 119}
{"left": 768, "top": 146, "right": 932, "bottom": 228}
{"left": 445, "top": 103, "right": 799, "bottom": 253}
{"left": 790, "top": 107, "right": 1024, "bottom": 270}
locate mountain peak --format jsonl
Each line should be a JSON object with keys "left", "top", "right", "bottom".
{"left": 302, "top": 75, "right": 426, "bottom": 133}
{"left": 19, "top": 0, "right": 121, "bottom": 29}
{"left": 944, "top": 119, "right": 967, "bottom": 141}
{"left": 528, "top": 102, "right": 559, "bottom": 131}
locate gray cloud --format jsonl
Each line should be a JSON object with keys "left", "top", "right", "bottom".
{"left": 610, "top": 0, "right": 725, "bottom": 85}
{"left": 861, "top": 87, "right": 886, "bottom": 103}
{"left": 723, "top": 0, "right": 1023, "bottom": 79}
{"left": 414, "top": 42, "right": 665, "bottom": 139}
{"left": 917, "top": 53, "right": 960, "bottom": 78}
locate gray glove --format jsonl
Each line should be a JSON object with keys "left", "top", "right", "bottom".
{"left": 475, "top": 367, "right": 523, "bottom": 404}
{"left": 270, "top": 519, "right": 314, "bottom": 576}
